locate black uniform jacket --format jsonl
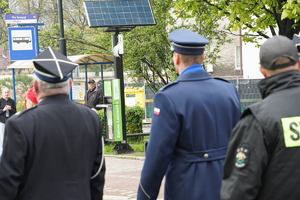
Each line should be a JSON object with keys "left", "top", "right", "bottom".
{"left": 221, "top": 70, "right": 300, "bottom": 200}
{"left": 0, "top": 94, "right": 105, "bottom": 200}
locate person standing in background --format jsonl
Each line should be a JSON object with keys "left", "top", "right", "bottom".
{"left": 0, "top": 87, "right": 16, "bottom": 156}
{"left": 137, "top": 29, "right": 241, "bottom": 200}
{"left": 84, "top": 79, "right": 105, "bottom": 109}
{"left": 22, "top": 87, "right": 38, "bottom": 109}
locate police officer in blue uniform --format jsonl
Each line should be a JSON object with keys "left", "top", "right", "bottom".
{"left": 137, "top": 29, "right": 241, "bottom": 200}
{"left": 0, "top": 48, "right": 105, "bottom": 200}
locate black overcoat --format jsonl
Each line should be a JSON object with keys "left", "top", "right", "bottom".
{"left": 0, "top": 94, "right": 105, "bottom": 200}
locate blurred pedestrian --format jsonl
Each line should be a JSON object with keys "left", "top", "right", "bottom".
{"left": 0, "top": 87, "right": 16, "bottom": 156}
{"left": 137, "top": 29, "right": 241, "bottom": 200}
{"left": 221, "top": 35, "right": 300, "bottom": 200}
{"left": 0, "top": 47, "right": 105, "bottom": 200}
{"left": 22, "top": 87, "right": 38, "bottom": 109}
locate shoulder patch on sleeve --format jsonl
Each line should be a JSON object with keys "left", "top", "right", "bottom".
{"left": 159, "top": 81, "right": 178, "bottom": 91}
{"left": 235, "top": 146, "right": 250, "bottom": 168}
{"left": 213, "top": 77, "right": 229, "bottom": 83}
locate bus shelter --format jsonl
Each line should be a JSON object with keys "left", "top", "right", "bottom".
{"left": 7, "top": 53, "right": 114, "bottom": 102}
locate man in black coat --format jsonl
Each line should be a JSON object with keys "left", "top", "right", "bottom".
{"left": 84, "top": 79, "right": 104, "bottom": 109}
{"left": 0, "top": 87, "right": 16, "bottom": 124}
{"left": 221, "top": 36, "right": 300, "bottom": 200}
{"left": 0, "top": 47, "right": 105, "bottom": 200}
{"left": 0, "top": 87, "right": 16, "bottom": 155}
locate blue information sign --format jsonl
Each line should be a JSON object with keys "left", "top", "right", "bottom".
{"left": 8, "top": 27, "right": 37, "bottom": 61}
{"left": 5, "top": 14, "right": 37, "bottom": 24}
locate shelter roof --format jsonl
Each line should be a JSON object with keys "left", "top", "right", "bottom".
{"left": 7, "top": 53, "right": 114, "bottom": 69}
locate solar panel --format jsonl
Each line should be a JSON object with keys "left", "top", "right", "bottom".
{"left": 84, "top": 0, "right": 156, "bottom": 28}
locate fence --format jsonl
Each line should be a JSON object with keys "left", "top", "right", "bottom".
{"left": 228, "top": 79, "right": 262, "bottom": 112}
{"left": 144, "top": 78, "right": 263, "bottom": 118}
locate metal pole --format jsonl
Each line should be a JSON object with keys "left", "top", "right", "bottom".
{"left": 12, "top": 69, "right": 16, "bottom": 104}
{"left": 113, "top": 31, "right": 126, "bottom": 141}
{"left": 239, "top": 28, "right": 243, "bottom": 76}
{"left": 101, "top": 64, "right": 104, "bottom": 92}
{"left": 58, "top": 0, "right": 72, "bottom": 100}
{"left": 34, "top": 25, "right": 39, "bottom": 56}
{"left": 144, "top": 80, "right": 147, "bottom": 121}
{"left": 58, "top": 0, "right": 66, "bottom": 56}
{"left": 85, "top": 65, "right": 88, "bottom": 91}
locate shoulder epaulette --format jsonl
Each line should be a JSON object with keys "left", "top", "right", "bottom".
{"left": 214, "top": 77, "right": 229, "bottom": 83}
{"left": 241, "top": 107, "right": 252, "bottom": 119}
{"left": 159, "top": 81, "right": 178, "bottom": 91}
{"left": 14, "top": 105, "right": 38, "bottom": 116}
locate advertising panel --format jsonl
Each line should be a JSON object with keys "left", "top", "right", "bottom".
{"left": 112, "top": 79, "right": 123, "bottom": 141}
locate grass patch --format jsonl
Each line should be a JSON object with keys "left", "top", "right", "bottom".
{"left": 104, "top": 140, "right": 146, "bottom": 156}
{"left": 130, "top": 143, "right": 144, "bottom": 152}
{"left": 104, "top": 143, "right": 117, "bottom": 155}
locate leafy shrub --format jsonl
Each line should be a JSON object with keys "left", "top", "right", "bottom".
{"left": 97, "top": 109, "right": 106, "bottom": 138}
{"left": 96, "top": 105, "right": 145, "bottom": 143}
{"left": 16, "top": 101, "right": 26, "bottom": 112}
{"left": 125, "top": 105, "right": 144, "bottom": 143}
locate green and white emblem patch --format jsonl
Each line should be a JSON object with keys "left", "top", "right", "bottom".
{"left": 235, "top": 147, "right": 249, "bottom": 168}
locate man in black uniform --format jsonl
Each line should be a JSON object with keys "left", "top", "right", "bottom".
{"left": 221, "top": 35, "right": 300, "bottom": 200}
{"left": 0, "top": 47, "right": 105, "bottom": 200}
{"left": 84, "top": 79, "right": 104, "bottom": 109}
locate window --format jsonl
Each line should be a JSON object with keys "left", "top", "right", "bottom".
{"left": 235, "top": 46, "right": 241, "bottom": 70}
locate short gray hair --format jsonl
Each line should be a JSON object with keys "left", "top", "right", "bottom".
{"left": 1, "top": 87, "right": 10, "bottom": 94}
{"left": 33, "top": 74, "right": 70, "bottom": 95}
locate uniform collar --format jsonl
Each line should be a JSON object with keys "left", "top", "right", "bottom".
{"left": 258, "top": 70, "right": 300, "bottom": 98}
{"left": 177, "top": 70, "right": 211, "bottom": 82}
{"left": 180, "top": 64, "right": 204, "bottom": 76}
{"left": 38, "top": 94, "right": 70, "bottom": 104}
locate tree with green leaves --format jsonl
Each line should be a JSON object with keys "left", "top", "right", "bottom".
{"left": 0, "top": 74, "right": 33, "bottom": 97}
{"left": 122, "top": 0, "right": 175, "bottom": 92}
{"left": 38, "top": 24, "right": 111, "bottom": 55}
{"left": 0, "top": 1, "right": 9, "bottom": 48}
{"left": 174, "top": 0, "right": 300, "bottom": 43}
{"left": 7, "top": 0, "right": 234, "bottom": 92}
{"left": 123, "top": 0, "right": 232, "bottom": 92}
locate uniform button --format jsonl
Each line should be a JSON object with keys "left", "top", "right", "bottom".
{"left": 204, "top": 153, "right": 209, "bottom": 158}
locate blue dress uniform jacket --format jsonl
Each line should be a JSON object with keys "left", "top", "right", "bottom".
{"left": 137, "top": 70, "right": 241, "bottom": 200}
{"left": 0, "top": 94, "right": 105, "bottom": 200}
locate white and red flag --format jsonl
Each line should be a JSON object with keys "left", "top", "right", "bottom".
{"left": 153, "top": 107, "right": 160, "bottom": 115}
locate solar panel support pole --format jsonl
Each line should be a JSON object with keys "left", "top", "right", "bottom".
{"left": 58, "top": 0, "right": 66, "bottom": 56}
{"left": 113, "top": 31, "right": 126, "bottom": 139}
{"left": 58, "top": 0, "right": 73, "bottom": 101}
{"left": 112, "top": 30, "right": 134, "bottom": 154}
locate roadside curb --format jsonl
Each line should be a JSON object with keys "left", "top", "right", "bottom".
{"left": 104, "top": 154, "right": 145, "bottom": 161}
{"left": 104, "top": 195, "right": 134, "bottom": 200}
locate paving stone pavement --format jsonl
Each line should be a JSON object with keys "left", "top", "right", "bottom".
{"left": 103, "top": 155, "right": 164, "bottom": 200}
